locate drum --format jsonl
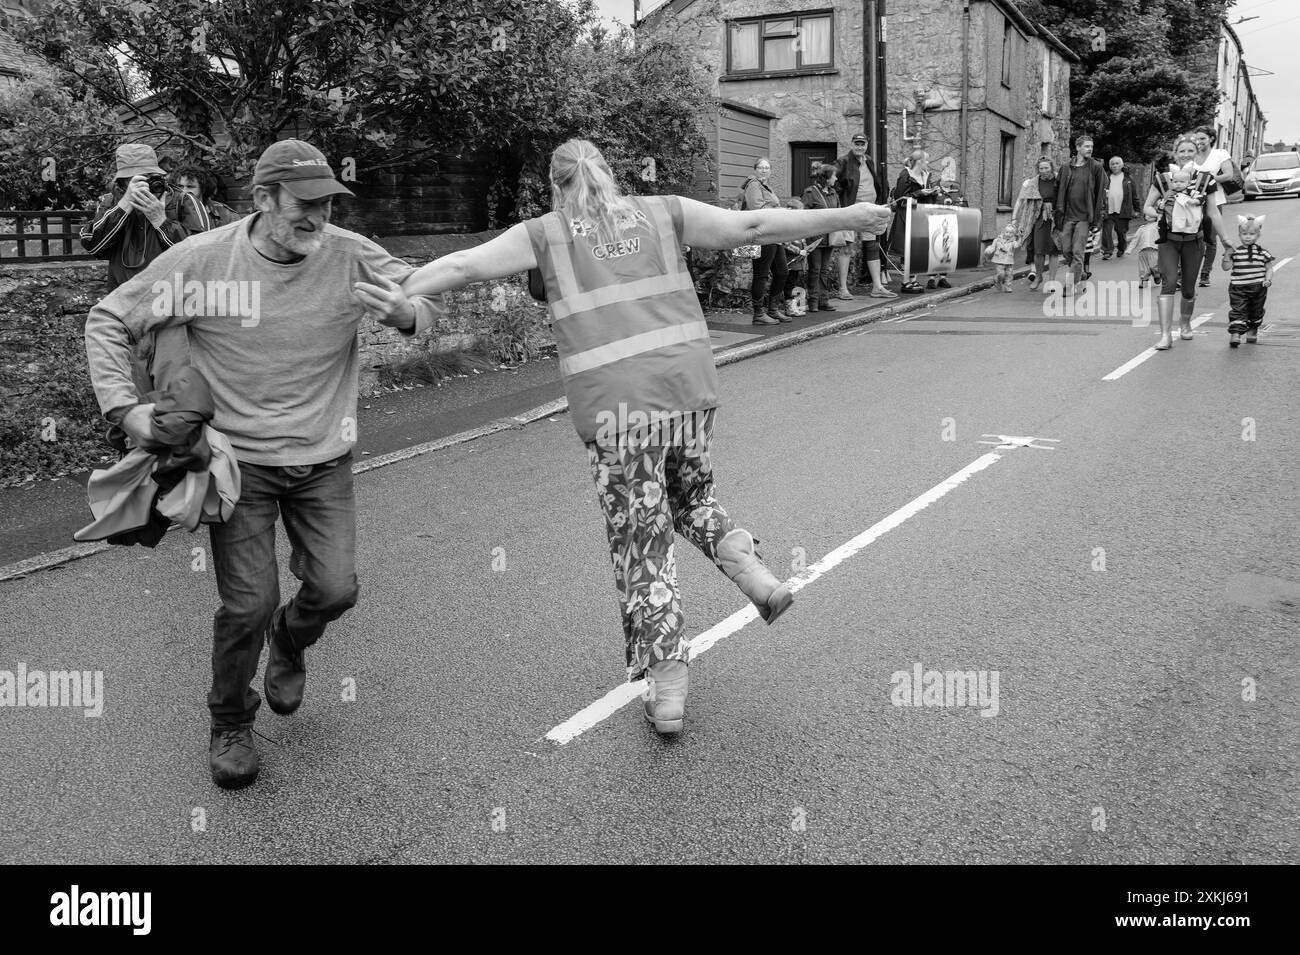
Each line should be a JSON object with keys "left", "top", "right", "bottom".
{"left": 889, "top": 199, "right": 983, "bottom": 276}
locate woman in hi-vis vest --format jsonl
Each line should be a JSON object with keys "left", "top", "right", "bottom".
{"left": 401, "top": 139, "right": 892, "bottom": 735}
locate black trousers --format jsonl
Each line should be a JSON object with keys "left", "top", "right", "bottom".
{"left": 751, "top": 244, "right": 788, "bottom": 308}
{"left": 1227, "top": 283, "right": 1267, "bottom": 334}
{"left": 805, "top": 247, "right": 834, "bottom": 306}
{"left": 1102, "top": 214, "right": 1130, "bottom": 255}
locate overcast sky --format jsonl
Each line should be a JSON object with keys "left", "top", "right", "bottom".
{"left": 593, "top": 0, "right": 1297, "bottom": 146}
{"left": 1230, "top": 0, "right": 1299, "bottom": 145}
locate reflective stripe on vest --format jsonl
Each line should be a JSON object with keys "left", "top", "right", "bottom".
{"left": 530, "top": 196, "right": 718, "bottom": 441}
{"left": 560, "top": 320, "right": 710, "bottom": 377}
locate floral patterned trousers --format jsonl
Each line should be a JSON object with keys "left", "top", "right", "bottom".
{"left": 585, "top": 408, "right": 736, "bottom": 681}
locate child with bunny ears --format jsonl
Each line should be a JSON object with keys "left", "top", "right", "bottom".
{"left": 1221, "top": 215, "right": 1274, "bottom": 347}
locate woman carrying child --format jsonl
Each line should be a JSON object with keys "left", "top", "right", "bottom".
{"left": 1140, "top": 136, "right": 1235, "bottom": 351}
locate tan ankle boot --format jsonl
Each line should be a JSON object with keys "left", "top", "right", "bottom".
{"left": 644, "top": 660, "right": 688, "bottom": 734}
{"left": 1155, "top": 295, "right": 1175, "bottom": 350}
{"left": 716, "top": 529, "right": 794, "bottom": 624}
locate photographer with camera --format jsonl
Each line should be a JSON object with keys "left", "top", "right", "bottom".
{"left": 80, "top": 144, "right": 207, "bottom": 291}
{"left": 81, "top": 144, "right": 208, "bottom": 394}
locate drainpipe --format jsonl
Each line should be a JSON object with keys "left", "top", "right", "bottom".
{"left": 960, "top": 0, "right": 970, "bottom": 186}
{"left": 877, "top": 0, "right": 888, "bottom": 182}
{"left": 865, "top": 0, "right": 877, "bottom": 154}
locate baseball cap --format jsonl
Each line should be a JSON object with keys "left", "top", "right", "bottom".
{"left": 114, "top": 144, "right": 165, "bottom": 179}
{"left": 852, "top": 133, "right": 867, "bottom": 145}
{"left": 252, "top": 139, "right": 355, "bottom": 200}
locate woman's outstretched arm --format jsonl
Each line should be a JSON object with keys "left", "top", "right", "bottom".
{"left": 678, "top": 196, "right": 892, "bottom": 251}
{"left": 401, "top": 223, "right": 538, "bottom": 297}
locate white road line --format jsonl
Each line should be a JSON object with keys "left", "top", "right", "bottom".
{"left": 543, "top": 449, "right": 1007, "bottom": 745}
{"left": 1102, "top": 311, "right": 1214, "bottom": 381}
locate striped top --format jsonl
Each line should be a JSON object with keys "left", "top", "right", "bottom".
{"left": 1228, "top": 243, "right": 1274, "bottom": 286}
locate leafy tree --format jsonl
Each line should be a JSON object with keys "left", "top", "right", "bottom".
{"left": 1020, "top": 0, "right": 1233, "bottom": 161}
{"left": 12, "top": 0, "right": 713, "bottom": 225}
{"left": 1072, "top": 55, "right": 1218, "bottom": 164}
{"left": 0, "top": 64, "right": 120, "bottom": 208}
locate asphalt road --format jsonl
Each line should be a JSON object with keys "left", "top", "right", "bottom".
{"left": 2, "top": 200, "right": 1297, "bottom": 864}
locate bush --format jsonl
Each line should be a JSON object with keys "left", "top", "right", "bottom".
{"left": 0, "top": 321, "right": 115, "bottom": 486}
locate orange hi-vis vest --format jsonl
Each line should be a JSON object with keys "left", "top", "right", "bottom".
{"left": 525, "top": 195, "right": 719, "bottom": 443}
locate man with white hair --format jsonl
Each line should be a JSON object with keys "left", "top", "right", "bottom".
{"left": 84, "top": 140, "right": 446, "bottom": 789}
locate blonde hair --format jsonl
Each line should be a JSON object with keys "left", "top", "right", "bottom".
{"left": 549, "top": 139, "right": 641, "bottom": 245}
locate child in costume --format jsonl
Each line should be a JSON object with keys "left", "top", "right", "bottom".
{"left": 1221, "top": 215, "right": 1274, "bottom": 347}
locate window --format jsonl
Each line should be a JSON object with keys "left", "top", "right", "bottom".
{"left": 1001, "top": 21, "right": 1014, "bottom": 87}
{"left": 998, "top": 134, "right": 1016, "bottom": 207}
{"left": 727, "top": 12, "right": 833, "bottom": 75}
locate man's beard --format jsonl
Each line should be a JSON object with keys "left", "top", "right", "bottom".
{"left": 268, "top": 213, "right": 325, "bottom": 256}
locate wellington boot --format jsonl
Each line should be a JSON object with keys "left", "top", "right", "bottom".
{"left": 1155, "top": 295, "right": 1175, "bottom": 350}
{"left": 1179, "top": 296, "right": 1195, "bottom": 340}
{"left": 716, "top": 529, "right": 794, "bottom": 624}
{"left": 643, "top": 660, "right": 688, "bottom": 735}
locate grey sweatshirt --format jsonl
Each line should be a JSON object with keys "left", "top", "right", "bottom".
{"left": 84, "top": 214, "right": 442, "bottom": 467}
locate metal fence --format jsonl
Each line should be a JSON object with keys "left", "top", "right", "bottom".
{"left": 0, "top": 210, "right": 92, "bottom": 262}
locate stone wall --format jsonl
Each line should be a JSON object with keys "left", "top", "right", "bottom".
{"left": 0, "top": 231, "right": 551, "bottom": 406}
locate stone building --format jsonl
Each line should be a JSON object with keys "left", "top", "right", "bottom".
{"left": 638, "top": 0, "right": 1077, "bottom": 237}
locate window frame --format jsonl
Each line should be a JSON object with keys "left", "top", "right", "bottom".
{"left": 725, "top": 9, "right": 836, "bottom": 78}
{"left": 998, "top": 133, "right": 1016, "bottom": 208}
{"left": 1001, "top": 20, "right": 1014, "bottom": 89}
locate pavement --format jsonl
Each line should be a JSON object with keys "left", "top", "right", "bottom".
{"left": 1, "top": 207, "right": 1297, "bottom": 864}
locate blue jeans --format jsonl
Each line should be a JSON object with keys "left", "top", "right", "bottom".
{"left": 207, "top": 453, "right": 358, "bottom": 728}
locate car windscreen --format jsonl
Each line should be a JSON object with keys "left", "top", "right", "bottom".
{"left": 1253, "top": 154, "right": 1300, "bottom": 172}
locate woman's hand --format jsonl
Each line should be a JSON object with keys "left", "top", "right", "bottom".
{"left": 845, "top": 202, "right": 894, "bottom": 236}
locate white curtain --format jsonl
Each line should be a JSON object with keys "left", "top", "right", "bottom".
{"left": 730, "top": 23, "right": 759, "bottom": 71}
{"left": 800, "top": 16, "right": 831, "bottom": 66}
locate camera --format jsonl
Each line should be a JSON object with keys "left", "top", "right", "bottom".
{"left": 145, "top": 174, "right": 168, "bottom": 197}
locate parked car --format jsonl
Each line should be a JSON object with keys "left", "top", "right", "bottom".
{"left": 1243, "top": 151, "right": 1300, "bottom": 200}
